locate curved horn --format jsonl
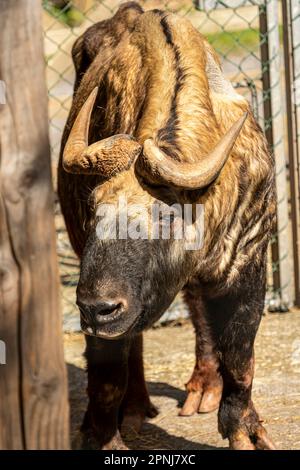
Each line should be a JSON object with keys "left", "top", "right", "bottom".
{"left": 63, "top": 87, "right": 142, "bottom": 176}
{"left": 137, "top": 112, "right": 248, "bottom": 190}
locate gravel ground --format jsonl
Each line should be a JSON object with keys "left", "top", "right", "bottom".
{"left": 65, "top": 309, "right": 300, "bottom": 450}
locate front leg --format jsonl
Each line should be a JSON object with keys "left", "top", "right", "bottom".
{"left": 81, "top": 335, "right": 130, "bottom": 449}
{"left": 120, "top": 333, "right": 158, "bottom": 433}
{"left": 206, "top": 260, "right": 276, "bottom": 450}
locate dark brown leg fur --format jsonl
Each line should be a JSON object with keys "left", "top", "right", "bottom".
{"left": 180, "top": 291, "right": 222, "bottom": 416}
{"left": 81, "top": 333, "right": 156, "bottom": 448}
{"left": 81, "top": 335, "right": 130, "bottom": 449}
{"left": 203, "top": 256, "right": 275, "bottom": 450}
{"left": 120, "top": 333, "right": 158, "bottom": 434}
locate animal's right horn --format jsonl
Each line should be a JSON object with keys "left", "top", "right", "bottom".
{"left": 137, "top": 113, "right": 248, "bottom": 190}
{"left": 63, "top": 87, "right": 142, "bottom": 176}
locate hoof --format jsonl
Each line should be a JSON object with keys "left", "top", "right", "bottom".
{"left": 179, "top": 379, "right": 222, "bottom": 416}
{"left": 179, "top": 390, "right": 202, "bottom": 416}
{"left": 229, "top": 426, "right": 276, "bottom": 450}
{"left": 198, "top": 385, "right": 222, "bottom": 413}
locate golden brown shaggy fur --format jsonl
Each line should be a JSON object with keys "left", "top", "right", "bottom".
{"left": 58, "top": 2, "right": 276, "bottom": 450}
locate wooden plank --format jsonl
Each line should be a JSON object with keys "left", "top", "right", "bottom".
{"left": 0, "top": 185, "right": 24, "bottom": 449}
{"left": 0, "top": 0, "right": 69, "bottom": 449}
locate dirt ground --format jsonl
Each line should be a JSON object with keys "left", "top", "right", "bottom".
{"left": 65, "top": 309, "right": 300, "bottom": 450}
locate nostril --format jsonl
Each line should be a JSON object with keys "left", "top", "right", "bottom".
{"left": 94, "top": 301, "right": 126, "bottom": 324}
{"left": 96, "top": 302, "right": 123, "bottom": 317}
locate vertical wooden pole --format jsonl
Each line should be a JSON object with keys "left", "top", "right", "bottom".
{"left": 0, "top": 0, "right": 69, "bottom": 449}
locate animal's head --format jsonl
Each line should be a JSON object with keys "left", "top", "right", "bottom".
{"left": 63, "top": 87, "right": 246, "bottom": 339}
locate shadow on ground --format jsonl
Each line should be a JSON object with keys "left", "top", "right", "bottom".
{"left": 147, "top": 381, "right": 186, "bottom": 409}
{"left": 67, "top": 363, "right": 223, "bottom": 450}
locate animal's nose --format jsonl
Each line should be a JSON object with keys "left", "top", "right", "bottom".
{"left": 76, "top": 298, "right": 126, "bottom": 333}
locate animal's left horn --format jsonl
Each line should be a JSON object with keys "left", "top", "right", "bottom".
{"left": 63, "top": 87, "right": 142, "bottom": 176}
{"left": 137, "top": 112, "right": 248, "bottom": 190}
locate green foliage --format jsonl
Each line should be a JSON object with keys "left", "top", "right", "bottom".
{"left": 43, "top": 1, "right": 84, "bottom": 27}
{"left": 207, "top": 28, "right": 260, "bottom": 54}
{"left": 207, "top": 25, "right": 283, "bottom": 55}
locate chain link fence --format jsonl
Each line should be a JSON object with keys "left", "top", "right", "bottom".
{"left": 43, "top": 0, "right": 299, "bottom": 331}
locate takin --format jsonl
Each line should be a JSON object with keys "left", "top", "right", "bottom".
{"left": 58, "top": 2, "right": 276, "bottom": 450}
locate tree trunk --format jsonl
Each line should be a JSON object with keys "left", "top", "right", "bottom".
{"left": 0, "top": 0, "right": 69, "bottom": 449}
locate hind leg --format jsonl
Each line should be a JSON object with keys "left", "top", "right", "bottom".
{"left": 120, "top": 333, "right": 158, "bottom": 433}
{"left": 180, "top": 289, "right": 222, "bottom": 416}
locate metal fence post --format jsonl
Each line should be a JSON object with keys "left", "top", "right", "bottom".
{"left": 282, "top": 0, "right": 300, "bottom": 307}
{"left": 259, "top": 0, "right": 294, "bottom": 308}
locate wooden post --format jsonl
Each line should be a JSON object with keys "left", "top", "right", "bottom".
{"left": 0, "top": 0, "right": 69, "bottom": 449}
